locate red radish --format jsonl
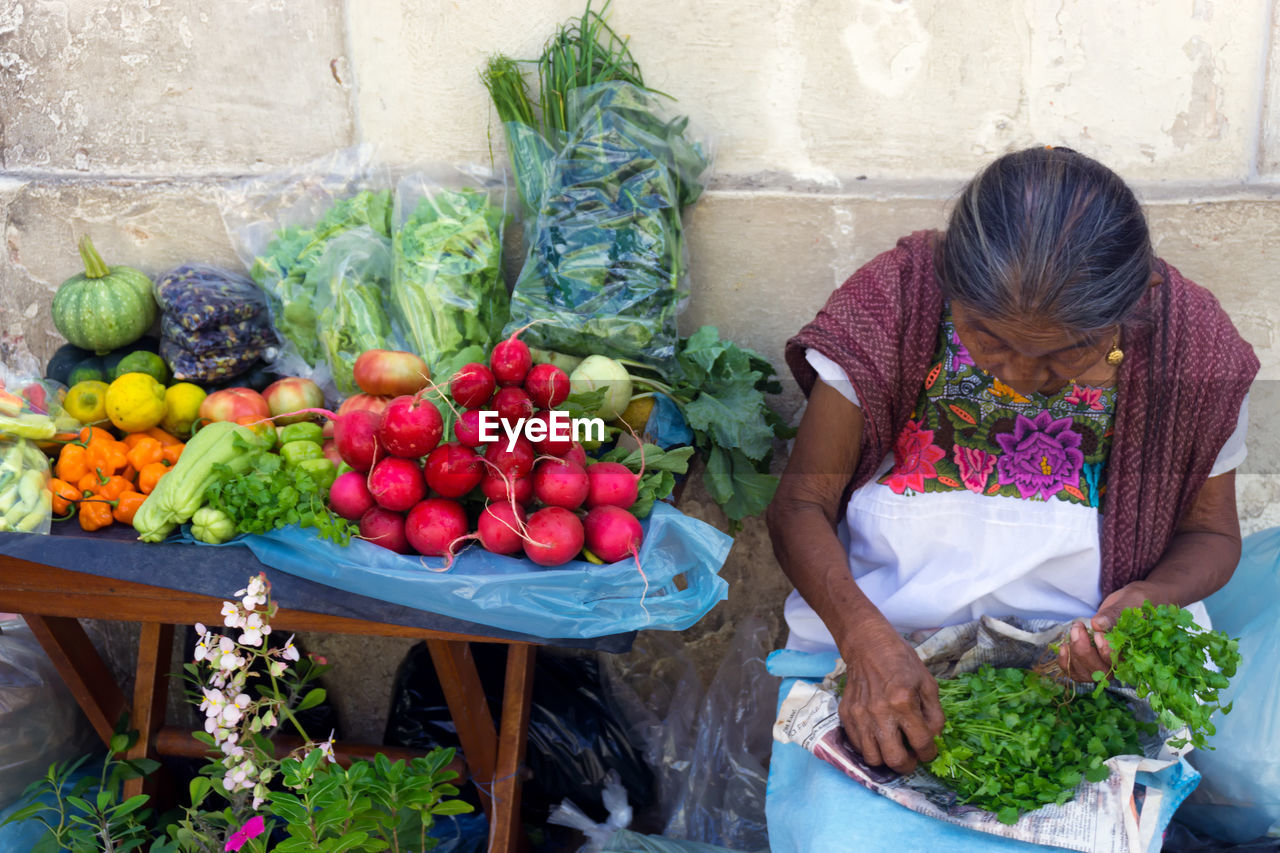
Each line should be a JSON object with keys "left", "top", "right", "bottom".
{"left": 337, "top": 393, "right": 392, "bottom": 420}
{"left": 527, "top": 409, "right": 574, "bottom": 455}
{"left": 563, "top": 443, "right": 589, "bottom": 468}
{"left": 360, "top": 507, "right": 411, "bottom": 554}
{"left": 523, "top": 507, "right": 585, "bottom": 567}
{"left": 321, "top": 439, "right": 342, "bottom": 468}
{"left": 585, "top": 461, "right": 639, "bottom": 510}
{"left": 380, "top": 395, "right": 444, "bottom": 458}
{"left": 405, "top": 498, "right": 468, "bottom": 557}
{"left": 485, "top": 437, "right": 535, "bottom": 480}
{"left": 481, "top": 471, "right": 533, "bottom": 505}
{"left": 477, "top": 501, "right": 527, "bottom": 555}
{"left": 334, "top": 409, "right": 386, "bottom": 472}
{"left": 532, "top": 458, "right": 589, "bottom": 509}
{"left": 450, "top": 363, "right": 496, "bottom": 409}
{"left": 493, "top": 387, "right": 534, "bottom": 425}
{"left": 524, "top": 364, "right": 570, "bottom": 409}
{"left": 367, "top": 457, "right": 427, "bottom": 512}
{"left": 424, "top": 443, "right": 485, "bottom": 498}
{"left": 329, "top": 470, "right": 377, "bottom": 521}
{"left": 491, "top": 331, "right": 533, "bottom": 387}
{"left": 584, "top": 505, "right": 644, "bottom": 563}
{"left": 454, "top": 409, "right": 490, "bottom": 448}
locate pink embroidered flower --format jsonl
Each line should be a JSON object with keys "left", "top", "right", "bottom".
{"left": 953, "top": 445, "right": 996, "bottom": 493}
{"left": 225, "top": 816, "right": 265, "bottom": 852}
{"left": 995, "top": 412, "right": 1084, "bottom": 500}
{"left": 884, "top": 420, "right": 946, "bottom": 494}
{"left": 951, "top": 329, "right": 975, "bottom": 369}
{"left": 1064, "top": 384, "right": 1105, "bottom": 411}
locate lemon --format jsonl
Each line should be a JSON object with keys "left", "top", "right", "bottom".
{"left": 64, "top": 380, "right": 110, "bottom": 425}
{"left": 113, "top": 350, "right": 171, "bottom": 385}
{"left": 105, "top": 372, "right": 167, "bottom": 432}
{"left": 610, "top": 394, "right": 655, "bottom": 437}
{"left": 161, "top": 382, "right": 207, "bottom": 438}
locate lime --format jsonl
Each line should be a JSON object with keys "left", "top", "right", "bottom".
{"left": 67, "top": 357, "right": 106, "bottom": 386}
{"left": 113, "top": 350, "right": 171, "bottom": 385}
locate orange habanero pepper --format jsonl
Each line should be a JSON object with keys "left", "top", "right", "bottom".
{"left": 126, "top": 437, "right": 164, "bottom": 472}
{"left": 78, "top": 497, "right": 114, "bottom": 532}
{"left": 112, "top": 490, "right": 146, "bottom": 525}
{"left": 138, "top": 462, "right": 170, "bottom": 495}
{"left": 145, "top": 427, "right": 182, "bottom": 446}
{"left": 56, "top": 444, "right": 90, "bottom": 483}
{"left": 49, "top": 477, "right": 79, "bottom": 517}
{"left": 87, "top": 441, "right": 128, "bottom": 477}
{"left": 160, "top": 443, "right": 184, "bottom": 466}
{"left": 95, "top": 475, "right": 131, "bottom": 502}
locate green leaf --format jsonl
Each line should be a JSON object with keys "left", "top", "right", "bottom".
{"left": 295, "top": 688, "right": 328, "bottom": 712}
{"left": 110, "top": 794, "right": 150, "bottom": 820}
{"left": 997, "top": 806, "right": 1020, "bottom": 825}
{"left": 703, "top": 445, "right": 778, "bottom": 523}
{"left": 1084, "top": 765, "right": 1111, "bottom": 783}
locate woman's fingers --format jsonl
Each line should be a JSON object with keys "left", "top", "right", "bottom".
{"left": 1060, "top": 620, "right": 1111, "bottom": 682}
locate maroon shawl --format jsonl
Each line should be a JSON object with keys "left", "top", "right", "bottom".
{"left": 785, "top": 230, "right": 1259, "bottom": 596}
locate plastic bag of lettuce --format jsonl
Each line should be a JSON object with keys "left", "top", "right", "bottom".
{"left": 390, "top": 171, "right": 509, "bottom": 382}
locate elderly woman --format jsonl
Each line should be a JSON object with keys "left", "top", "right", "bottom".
{"left": 765, "top": 147, "right": 1258, "bottom": 844}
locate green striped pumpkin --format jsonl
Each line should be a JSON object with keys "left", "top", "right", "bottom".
{"left": 52, "top": 236, "right": 157, "bottom": 355}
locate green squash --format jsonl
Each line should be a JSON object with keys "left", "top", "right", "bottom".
{"left": 51, "top": 236, "right": 157, "bottom": 355}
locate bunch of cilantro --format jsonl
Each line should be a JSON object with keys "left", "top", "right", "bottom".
{"left": 1090, "top": 601, "right": 1240, "bottom": 750}
{"left": 921, "top": 602, "right": 1240, "bottom": 825}
{"left": 624, "top": 326, "right": 793, "bottom": 526}
{"left": 203, "top": 442, "right": 356, "bottom": 545}
{"left": 926, "top": 666, "right": 1152, "bottom": 825}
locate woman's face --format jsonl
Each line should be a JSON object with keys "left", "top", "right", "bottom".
{"left": 950, "top": 301, "right": 1117, "bottom": 397}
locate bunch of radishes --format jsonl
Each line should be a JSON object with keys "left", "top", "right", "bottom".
{"left": 325, "top": 331, "right": 646, "bottom": 568}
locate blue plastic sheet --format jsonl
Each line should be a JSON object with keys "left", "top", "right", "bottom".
{"left": 1177, "top": 527, "right": 1280, "bottom": 842}
{"left": 230, "top": 502, "right": 730, "bottom": 640}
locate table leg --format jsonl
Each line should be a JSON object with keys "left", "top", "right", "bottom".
{"left": 123, "top": 622, "right": 175, "bottom": 801}
{"left": 23, "top": 615, "right": 127, "bottom": 746}
{"left": 492, "top": 644, "right": 536, "bottom": 853}
{"left": 426, "top": 640, "right": 499, "bottom": 815}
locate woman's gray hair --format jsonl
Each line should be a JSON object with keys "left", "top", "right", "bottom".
{"left": 938, "top": 147, "right": 1153, "bottom": 333}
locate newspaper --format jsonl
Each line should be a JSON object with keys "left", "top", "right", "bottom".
{"left": 773, "top": 616, "right": 1191, "bottom": 853}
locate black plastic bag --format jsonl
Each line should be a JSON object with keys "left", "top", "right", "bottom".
{"left": 384, "top": 644, "right": 653, "bottom": 823}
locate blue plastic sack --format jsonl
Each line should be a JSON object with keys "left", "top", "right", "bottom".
{"left": 1177, "top": 527, "right": 1280, "bottom": 842}
{"left": 232, "top": 502, "right": 730, "bottom": 640}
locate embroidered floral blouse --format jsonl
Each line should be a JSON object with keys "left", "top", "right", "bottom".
{"left": 784, "top": 308, "right": 1246, "bottom": 649}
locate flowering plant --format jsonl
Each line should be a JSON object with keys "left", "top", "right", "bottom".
{"left": 4, "top": 574, "right": 471, "bottom": 852}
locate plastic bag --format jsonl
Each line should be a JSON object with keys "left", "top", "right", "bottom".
{"left": 503, "top": 82, "right": 712, "bottom": 368}
{"left": 220, "top": 147, "right": 391, "bottom": 379}
{"left": 0, "top": 348, "right": 71, "bottom": 535}
{"left": 311, "top": 228, "right": 400, "bottom": 396}
{"left": 391, "top": 169, "right": 509, "bottom": 381}
{"left": 385, "top": 647, "right": 653, "bottom": 823}
{"left": 161, "top": 337, "right": 273, "bottom": 384}
{"left": 1176, "top": 527, "right": 1280, "bottom": 842}
{"left": 601, "top": 616, "right": 772, "bottom": 849}
{"left": 548, "top": 770, "right": 633, "bottom": 853}
{"left": 229, "top": 502, "right": 730, "bottom": 639}
{"left": 0, "top": 617, "right": 94, "bottom": 807}
{"left": 154, "top": 264, "right": 270, "bottom": 332}
{"left": 160, "top": 314, "right": 277, "bottom": 356}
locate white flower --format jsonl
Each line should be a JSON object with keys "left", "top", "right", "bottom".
{"left": 200, "top": 688, "right": 225, "bottom": 718}
{"left": 281, "top": 634, "right": 300, "bottom": 662}
{"left": 240, "top": 576, "right": 269, "bottom": 611}
{"left": 239, "top": 612, "right": 267, "bottom": 647}
{"left": 318, "top": 733, "right": 337, "bottom": 764}
{"left": 221, "top": 601, "right": 245, "bottom": 630}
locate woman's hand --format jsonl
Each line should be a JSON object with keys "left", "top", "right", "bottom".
{"left": 839, "top": 626, "right": 945, "bottom": 775}
{"left": 1056, "top": 583, "right": 1152, "bottom": 682}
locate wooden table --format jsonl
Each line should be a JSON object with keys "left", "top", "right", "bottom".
{"left": 0, "top": 555, "right": 541, "bottom": 852}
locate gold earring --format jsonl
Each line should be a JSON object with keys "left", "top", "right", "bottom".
{"left": 1106, "top": 332, "right": 1124, "bottom": 366}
